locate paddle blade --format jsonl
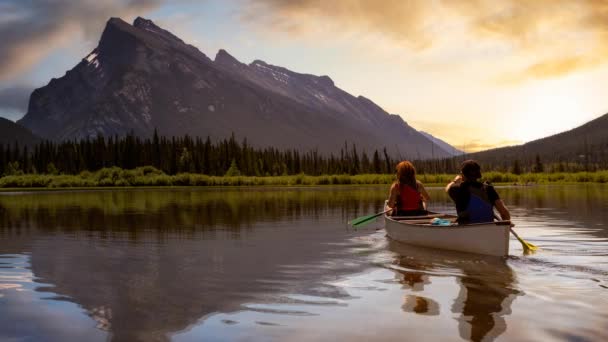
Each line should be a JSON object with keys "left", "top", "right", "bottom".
{"left": 510, "top": 228, "right": 539, "bottom": 254}
{"left": 522, "top": 240, "right": 539, "bottom": 253}
{"left": 349, "top": 213, "right": 381, "bottom": 228}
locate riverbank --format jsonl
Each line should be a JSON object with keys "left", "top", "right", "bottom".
{"left": 1, "top": 166, "right": 607, "bottom": 189}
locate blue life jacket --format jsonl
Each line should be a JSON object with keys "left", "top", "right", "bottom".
{"left": 465, "top": 192, "right": 494, "bottom": 223}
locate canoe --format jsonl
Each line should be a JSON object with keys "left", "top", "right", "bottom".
{"left": 384, "top": 212, "right": 511, "bottom": 257}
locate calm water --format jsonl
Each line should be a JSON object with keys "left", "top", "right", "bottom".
{"left": 0, "top": 185, "right": 607, "bottom": 342}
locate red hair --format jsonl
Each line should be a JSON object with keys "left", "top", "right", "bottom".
{"left": 395, "top": 161, "right": 417, "bottom": 187}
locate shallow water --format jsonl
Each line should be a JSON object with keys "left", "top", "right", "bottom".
{"left": 0, "top": 185, "right": 606, "bottom": 342}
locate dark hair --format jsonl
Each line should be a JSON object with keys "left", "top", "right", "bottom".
{"left": 461, "top": 160, "right": 482, "bottom": 180}
{"left": 395, "top": 160, "right": 417, "bottom": 187}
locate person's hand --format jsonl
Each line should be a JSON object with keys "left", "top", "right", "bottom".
{"left": 453, "top": 175, "right": 463, "bottom": 183}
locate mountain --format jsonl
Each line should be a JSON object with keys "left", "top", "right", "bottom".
{"left": 18, "top": 17, "right": 452, "bottom": 158}
{"left": 0, "top": 117, "right": 39, "bottom": 146}
{"left": 418, "top": 131, "right": 464, "bottom": 156}
{"left": 469, "top": 113, "right": 608, "bottom": 167}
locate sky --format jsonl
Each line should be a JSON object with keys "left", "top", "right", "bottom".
{"left": 2, "top": 0, "right": 608, "bottom": 152}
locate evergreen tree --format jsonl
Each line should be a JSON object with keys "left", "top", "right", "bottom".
{"left": 532, "top": 154, "right": 544, "bottom": 173}
{"left": 512, "top": 160, "right": 522, "bottom": 175}
{"left": 372, "top": 150, "right": 381, "bottom": 174}
{"left": 224, "top": 159, "right": 241, "bottom": 176}
{"left": 383, "top": 148, "right": 391, "bottom": 174}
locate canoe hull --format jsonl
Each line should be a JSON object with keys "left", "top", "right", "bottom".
{"left": 384, "top": 215, "right": 510, "bottom": 257}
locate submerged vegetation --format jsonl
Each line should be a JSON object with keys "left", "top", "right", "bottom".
{"left": 0, "top": 166, "right": 607, "bottom": 189}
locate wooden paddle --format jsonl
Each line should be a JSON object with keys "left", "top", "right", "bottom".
{"left": 349, "top": 208, "right": 393, "bottom": 228}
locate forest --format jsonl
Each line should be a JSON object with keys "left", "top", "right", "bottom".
{"left": 0, "top": 130, "right": 606, "bottom": 180}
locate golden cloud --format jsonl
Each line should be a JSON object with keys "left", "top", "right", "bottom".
{"left": 245, "top": 0, "right": 608, "bottom": 82}
{"left": 243, "top": 0, "right": 439, "bottom": 49}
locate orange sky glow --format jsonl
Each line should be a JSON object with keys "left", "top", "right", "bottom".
{"left": 240, "top": 0, "right": 608, "bottom": 151}
{"left": 2, "top": 0, "right": 608, "bottom": 152}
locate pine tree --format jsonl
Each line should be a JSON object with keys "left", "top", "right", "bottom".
{"left": 225, "top": 159, "right": 241, "bottom": 176}
{"left": 372, "top": 150, "right": 381, "bottom": 174}
{"left": 532, "top": 154, "right": 544, "bottom": 173}
{"left": 512, "top": 160, "right": 522, "bottom": 175}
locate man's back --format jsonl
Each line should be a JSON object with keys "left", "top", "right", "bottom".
{"left": 448, "top": 181, "right": 499, "bottom": 224}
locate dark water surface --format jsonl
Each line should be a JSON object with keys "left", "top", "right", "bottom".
{"left": 0, "top": 185, "right": 607, "bottom": 341}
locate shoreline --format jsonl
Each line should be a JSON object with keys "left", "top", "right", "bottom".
{"left": 1, "top": 167, "right": 606, "bottom": 191}
{"left": 0, "top": 180, "right": 604, "bottom": 193}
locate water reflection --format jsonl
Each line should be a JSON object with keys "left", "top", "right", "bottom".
{"left": 402, "top": 295, "right": 440, "bottom": 316}
{"left": 0, "top": 188, "right": 385, "bottom": 342}
{"left": 453, "top": 263, "right": 519, "bottom": 342}
{"left": 0, "top": 188, "right": 384, "bottom": 234}
{"left": 0, "top": 185, "right": 607, "bottom": 342}
{"left": 388, "top": 241, "right": 520, "bottom": 342}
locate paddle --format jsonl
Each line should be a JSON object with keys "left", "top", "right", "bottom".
{"left": 349, "top": 208, "right": 393, "bottom": 228}
{"left": 494, "top": 214, "right": 538, "bottom": 254}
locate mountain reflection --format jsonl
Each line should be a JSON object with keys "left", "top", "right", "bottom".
{"left": 0, "top": 188, "right": 384, "bottom": 342}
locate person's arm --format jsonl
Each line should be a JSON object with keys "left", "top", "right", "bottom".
{"left": 445, "top": 175, "right": 463, "bottom": 192}
{"left": 387, "top": 184, "right": 398, "bottom": 214}
{"left": 418, "top": 183, "right": 431, "bottom": 201}
{"left": 494, "top": 199, "right": 511, "bottom": 221}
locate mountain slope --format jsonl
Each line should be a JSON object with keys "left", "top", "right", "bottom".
{"left": 19, "top": 17, "right": 452, "bottom": 158}
{"left": 0, "top": 118, "right": 39, "bottom": 146}
{"left": 469, "top": 113, "right": 608, "bottom": 166}
{"left": 419, "top": 131, "right": 464, "bottom": 156}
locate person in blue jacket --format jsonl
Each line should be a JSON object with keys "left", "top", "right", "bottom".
{"left": 445, "top": 160, "right": 511, "bottom": 224}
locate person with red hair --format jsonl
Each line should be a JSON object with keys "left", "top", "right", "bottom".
{"left": 387, "top": 161, "right": 430, "bottom": 216}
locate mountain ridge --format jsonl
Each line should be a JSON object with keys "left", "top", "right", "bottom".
{"left": 18, "top": 17, "right": 452, "bottom": 158}
{"left": 419, "top": 131, "right": 464, "bottom": 157}
{"left": 0, "top": 117, "right": 39, "bottom": 146}
{"left": 468, "top": 112, "right": 608, "bottom": 168}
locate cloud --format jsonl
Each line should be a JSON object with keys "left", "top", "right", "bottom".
{"left": 496, "top": 54, "right": 603, "bottom": 84}
{"left": 242, "top": 0, "right": 441, "bottom": 50}
{"left": 0, "top": 0, "right": 163, "bottom": 82}
{"left": 243, "top": 0, "right": 608, "bottom": 82}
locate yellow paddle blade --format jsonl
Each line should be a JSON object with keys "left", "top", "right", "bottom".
{"left": 510, "top": 228, "right": 539, "bottom": 254}
{"left": 524, "top": 241, "right": 539, "bottom": 252}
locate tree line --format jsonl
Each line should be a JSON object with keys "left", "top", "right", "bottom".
{"left": 0, "top": 130, "right": 605, "bottom": 177}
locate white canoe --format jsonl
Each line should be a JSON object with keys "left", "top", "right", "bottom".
{"left": 384, "top": 213, "right": 511, "bottom": 257}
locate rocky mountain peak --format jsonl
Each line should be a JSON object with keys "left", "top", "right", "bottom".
{"left": 133, "top": 16, "right": 157, "bottom": 29}
{"left": 215, "top": 49, "right": 242, "bottom": 66}
{"left": 132, "top": 16, "right": 186, "bottom": 46}
{"left": 250, "top": 59, "right": 268, "bottom": 67}
{"left": 317, "top": 75, "right": 334, "bottom": 87}
{"left": 18, "top": 15, "right": 454, "bottom": 158}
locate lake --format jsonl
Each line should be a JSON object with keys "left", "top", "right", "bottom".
{"left": 1, "top": 185, "right": 607, "bottom": 342}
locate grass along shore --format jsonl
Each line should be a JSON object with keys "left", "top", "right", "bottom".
{"left": 0, "top": 166, "right": 608, "bottom": 189}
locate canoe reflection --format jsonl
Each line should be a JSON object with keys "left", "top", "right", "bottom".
{"left": 388, "top": 241, "right": 520, "bottom": 342}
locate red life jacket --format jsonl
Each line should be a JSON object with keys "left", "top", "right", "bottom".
{"left": 397, "top": 183, "right": 423, "bottom": 211}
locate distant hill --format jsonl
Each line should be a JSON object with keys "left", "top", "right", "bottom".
{"left": 18, "top": 17, "right": 454, "bottom": 158}
{"left": 418, "top": 131, "right": 464, "bottom": 157}
{"left": 0, "top": 117, "right": 39, "bottom": 146}
{"left": 468, "top": 113, "right": 608, "bottom": 168}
